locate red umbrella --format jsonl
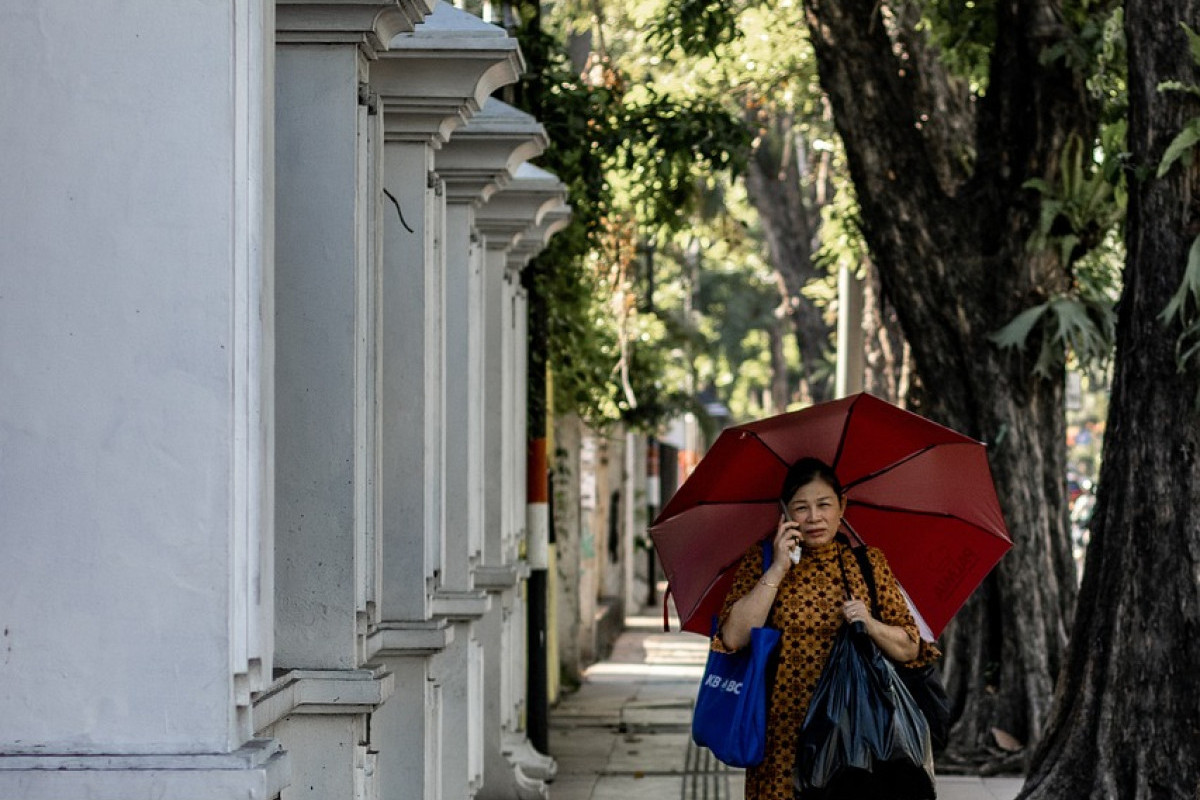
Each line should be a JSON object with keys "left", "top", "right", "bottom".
{"left": 650, "top": 393, "right": 1011, "bottom": 638}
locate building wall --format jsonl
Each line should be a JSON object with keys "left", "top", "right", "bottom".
{"left": 0, "top": 3, "right": 642, "bottom": 799}
{"left": 0, "top": 0, "right": 274, "bottom": 758}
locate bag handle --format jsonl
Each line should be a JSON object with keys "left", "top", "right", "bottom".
{"left": 836, "top": 543, "right": 880, "bottom": 618}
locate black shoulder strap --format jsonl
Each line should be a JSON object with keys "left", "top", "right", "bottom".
{"left": 850, "top": 545, "right": 881, "bottom": 621}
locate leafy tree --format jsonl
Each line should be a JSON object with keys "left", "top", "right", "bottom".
{"left": 510, "top": 3, "right": 752, "bottom": 430}
{"left": 1020, "top": 11, "right": 1200, "bottom": 797}
{"left": 655, "top": 0, "right": 1129, "bottom": 765}
{"left": 650, "top": 1, "right": 845, "bottom": 405}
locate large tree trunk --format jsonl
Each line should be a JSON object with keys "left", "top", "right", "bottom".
{"left": 862, "top": 263, "right": 911, "bottom": 404}
{"left": 743, "top": 114, "right": 835, "bottom": 404}
{"left": 1021, "top": 1, "right": 1200, "bottom": 796}
{"left": 801, "top": 0, "right": 1095, "bottom": 759}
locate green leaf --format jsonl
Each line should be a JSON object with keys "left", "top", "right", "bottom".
{"left": 1156, "top": 118, "right": 1200, "bottom": 178}
{"left": 1183, "top": 23, "right": 1200, "bottom": 65}
{"left": 1157, "top": 80, "right": 1200, "bottom": 98}
{"left": 1159, "top": 234, "right": 1200, "bottom": 324}
{"left": 989, "top": 303, "right": 1050, "bottom": 350}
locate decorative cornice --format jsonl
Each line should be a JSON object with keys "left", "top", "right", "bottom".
{"left": 253, "top": 667, "right": 395, "bottom": 729}
{"left": 374, "top": 5, "right": 522, "bottom": 145}
{"left": 437, "top": 98, "right": 548, "bottom": 206}
{"left": 476, "top": 163, "right": 567, "bottom": 254}
{"left": 276, "top": 1, "right": 437, "bottom": 53}
{"left": 431, "top": 588, "right": 493, "bottom": 620}
{"left": 508, "top": 202, "right": 572, "bottom": 273}
{"left": 473, "top": 563, "right": 530, "bottom": 591}
{"left": 367, "top": 618, "right": 454, "bottom": 657}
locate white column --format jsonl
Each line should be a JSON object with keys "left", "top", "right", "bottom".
{"left": 473, "top": 162, "right": 567, "bottom": 800}
{"left": 0, "top": 1, "right": 283, "bottom": 797}
{"left": 369, "top": 8, "right": 522, "bottom": 800}
{"left": 270, "top": 3, "right": 436, "bottom": 800}
{"left": 437, "top": 96, "right": 551, "bottom": 800}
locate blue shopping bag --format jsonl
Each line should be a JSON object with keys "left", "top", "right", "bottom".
{"left": 691, "top": 539, "right": 780, "bottom": 767}
{"left": 691, "top": 623, "right": 782, "bottom": 767}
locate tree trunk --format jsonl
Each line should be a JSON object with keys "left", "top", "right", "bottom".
{"left": 1021, "top": 1, "right": 1200, "bottom": 795}
{"left": 861, "top": 263, "right": 910, "bottom": 404}
{"left": 743, "top": 115, "right": 834, "bottom": 404}
{"left": 769, "top": 318, "right": 790, "bottom": 413}
{"left": 801, "top": 0, "right": 1096, "bottom": 758}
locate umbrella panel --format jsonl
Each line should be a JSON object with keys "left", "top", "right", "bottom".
{"left": 654, "top": 433, "right": 789, "bottom": 524}
{"left": 651, "top": 501, "right": 779, "bottom": 633}
{"left": 845, "top": 505, "right": 1012, "bottom": 638}
{"left": 848, "top": 443, "right": 1009, "bottom": 540}
{"left": 735, "top": 395, "right": 858, "bottom": 469}
{"left": 831, "top": 395, "right": 977, "bottom": 487}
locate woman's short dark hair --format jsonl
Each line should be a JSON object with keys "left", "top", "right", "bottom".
{"left": 779, "top": 457, "right": 844, "bottom": 503}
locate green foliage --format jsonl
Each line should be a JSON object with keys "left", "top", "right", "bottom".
{"left": 648, "top": 0, "right": 743, "bottom": 57}
{"left": 1023, "top": 130, "right": 1126, "bottom": 263}
{"left": 989, "top": 295, "right": 1116, "bottom": 378}
{"left": 998, "top": 127, "right": 1126, "bottom": 376}
{"left": 1154, "top": 23, "right": 1200, "bottom": 382}
{"left": 917, "top": 0, "right": 997, "bottom": 91}
{"left": 1158, "top": 235, "right": 1200, "bottom": 376}
{"left": 514, "top": 19, "right": 752, "bottom": 431}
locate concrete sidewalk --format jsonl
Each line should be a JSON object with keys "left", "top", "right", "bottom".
{"left": 546, "top": 613, "right": 1023, "bottom": 800}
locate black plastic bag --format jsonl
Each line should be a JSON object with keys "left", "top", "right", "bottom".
{"left": 794, "top": 622, "right": 936, "bottom": 800}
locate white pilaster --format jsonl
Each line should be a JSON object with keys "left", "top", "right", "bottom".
{"left": 271, "top": 4, "right": 430, "bottom": 800}
{"left": 472, "top": 158, "right": 567, "bottom": 800}
{"left": 0, "top": 1, "right": 281, "bottom": 797}
{"left": 370, "top": 8, "right": 522, "bottom": 800}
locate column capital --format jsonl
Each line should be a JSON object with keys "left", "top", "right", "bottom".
{"left": 276, "top": 1, "right": 437, "bottom": 53}
{"left": 436, "top": 99, "right": 548, "bottom": 206}
{"left": 476, "top": 163, "right": 567, "bottom": 254}
{"left": 508, "top": 202, "right": 571, "bottom": 273}
{"left": 375, "top": 5, "right": 523, "bottom": 145}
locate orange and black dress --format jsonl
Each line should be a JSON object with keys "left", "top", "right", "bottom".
{"left": 711, "top": 539, "right": 936, "bottom": 800}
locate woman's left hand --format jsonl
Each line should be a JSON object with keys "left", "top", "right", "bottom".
{"left": 843, "top": 597, "right": 919, "bottom": 662}
{"left": 842, "top": 598, "right": 871, "bottom": 626}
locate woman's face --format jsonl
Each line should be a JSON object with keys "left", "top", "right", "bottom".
{"left": 784, "top": 478, "right": 846, "bottom": 547}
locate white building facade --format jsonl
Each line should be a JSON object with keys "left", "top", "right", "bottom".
{"left": 0, "top": 2, "right": 573, "bottom": 800}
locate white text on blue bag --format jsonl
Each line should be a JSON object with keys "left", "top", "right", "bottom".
{"left": 704, "top": 673, "right": 743, "bottom": 694}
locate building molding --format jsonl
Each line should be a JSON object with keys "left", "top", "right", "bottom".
{"left": 432, "top": 588, "right": 493, "bottom": 620}
{"left": 253, "top": 667, "right": 395, "bottom": 730}
{"left": 368, "top": 618, "right": 455, "bottom": 658}
{"left": 438, "top": 99, "right": 548, "bottom": 205}
{"left": 0, "top": 740, "right": 289, "bottom": 800}
{"left": 377, "top": 4, "right": 523, "bottom": 146}
{"left": 276, "top": 1, "right": 437, "bottom": 53}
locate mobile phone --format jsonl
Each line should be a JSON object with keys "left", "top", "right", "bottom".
{"left": 779, "top": 499, "right": 802, "bottom": 564}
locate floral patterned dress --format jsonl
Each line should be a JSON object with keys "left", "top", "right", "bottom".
{"left": 711, "top": 539, "right": 935, "bottom": 800}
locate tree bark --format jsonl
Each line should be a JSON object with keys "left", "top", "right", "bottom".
{"left": 743, "top": 115, "right": 835, "bottom": 404}
{"left": 801, "top": 0, "right": 1095, "bottom": 758}
{"left": 1021, "top": 0, "right": 1200, "bottom": 795}
{"left": 862, "top": 263, "right": 910, "bottom": 404}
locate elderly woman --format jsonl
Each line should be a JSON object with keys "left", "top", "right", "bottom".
{"left": 713, "top": 457, "right": 936, "bottom": 799}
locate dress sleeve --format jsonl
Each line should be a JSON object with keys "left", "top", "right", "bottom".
{"left": 867, "top": 546, "right": 942, "bottom": 666}
{"left": 708, "top": 542, "right": 763, "bottom": 654}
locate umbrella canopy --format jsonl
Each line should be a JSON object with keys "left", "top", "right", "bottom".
{"left": 650, "top": 393, "right": 1012, "bottom": 638}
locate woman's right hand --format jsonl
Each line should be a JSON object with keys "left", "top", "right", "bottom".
{"left": 772, "top": 513, "right": 801, "bottom": 571}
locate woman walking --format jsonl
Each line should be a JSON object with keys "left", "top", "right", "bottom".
{"left": 712, "top": 457, "right": 938, "bottom": 799}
